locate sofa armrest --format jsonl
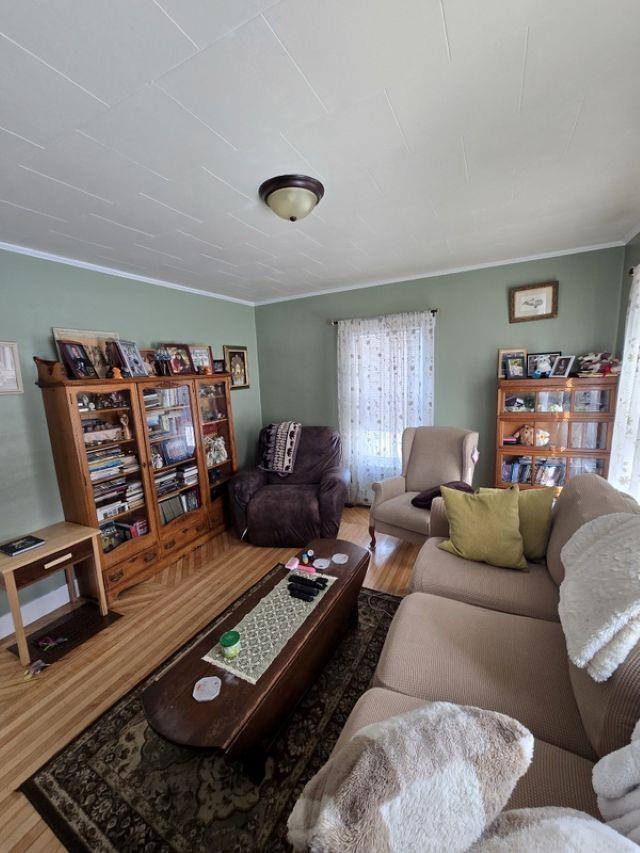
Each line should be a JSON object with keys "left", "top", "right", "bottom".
{"left": 318, "top": 467, "right": 349, "bottom": 538}
{"left": 228, "top": 468, "right": 268, "bottom": 538}
{"left": 429, "top": 496, "right": 450, "bottom": 538}
{"left": 370, "top": 475, "right": 406, "bottom": 514}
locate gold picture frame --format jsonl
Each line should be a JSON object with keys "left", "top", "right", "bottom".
{"left": 224, "top": 345, "right": 249, "bottom": 389}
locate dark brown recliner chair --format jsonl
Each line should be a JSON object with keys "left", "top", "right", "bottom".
{"left": 229, "top": 426, "right": 349, "bottom": 547}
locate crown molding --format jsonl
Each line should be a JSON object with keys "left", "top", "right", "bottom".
{"left": 623, "top": 221, "right": 640, "bottom": 246}
{"left": 0, "top": 240, "right": 255, "bottom": 306}
{"left": 254, "top": 240, "right": 625, "bottom": 306}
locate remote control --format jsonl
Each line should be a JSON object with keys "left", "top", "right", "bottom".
{"left": 291, "top": 574, "right": 327, "bottom": 590}
{"left": 289, "top": 588, "right": 315, "bottom": 602}
{"left": 288, "top": 581, "right": 319, "bottom": 596}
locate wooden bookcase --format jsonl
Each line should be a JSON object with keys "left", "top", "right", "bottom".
{"left": 495, "top": 375, "right": 618, "bottom": 489}
{"left": 35, "top": 360, "right": 237, "bottom": 602}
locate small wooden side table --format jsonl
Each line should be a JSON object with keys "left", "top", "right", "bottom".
{"left": 0, "top": 522, "right": 107, "bottom": 665}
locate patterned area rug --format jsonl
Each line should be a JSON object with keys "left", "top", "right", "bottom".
{"left": 21, "top": 572, "right": 400, "bottom": 852}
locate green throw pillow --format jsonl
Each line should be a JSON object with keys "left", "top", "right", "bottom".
{"left": 479, "top": 487, "right": 555, "bottom": 562}
{"left": 438, "top": 485, "right": 528, "bottom": 570}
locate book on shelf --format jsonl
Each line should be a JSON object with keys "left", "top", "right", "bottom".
{"left": 501, "top": 456, "right": 532, "bottom": 484}
{"left": 114, "top": 518, "right": 148, "bottom": 540}
{"left": 534, "top": 458, "right": 566, "bottom": 486}
{"left": 0, "top": 534, "right": 45, "bottom": 557}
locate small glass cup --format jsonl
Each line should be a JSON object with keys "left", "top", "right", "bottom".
{"left": 219, "top": 630, "right": 241, "bottom": 659}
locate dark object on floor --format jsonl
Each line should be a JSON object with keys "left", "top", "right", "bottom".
{"left": 7, "top": 603, "right": 121, "bottom": 664}
{"left": 411, "top": 480, "right": 476, "bottom": 509}
{"left": 21, "top": 582, "right": 399, "bottom": 853}
{"left": 229, "top": 426, "right": 349, "bottom": 546}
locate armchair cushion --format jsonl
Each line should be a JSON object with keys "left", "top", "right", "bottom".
{"left": 371, "top": 492, "right": 430, "bottom": 537}
{"left": 247, "top": 484, "right": 320, "bottom": 547}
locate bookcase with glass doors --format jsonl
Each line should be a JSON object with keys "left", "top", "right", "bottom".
{"left": 495, "top": 375, "right": 618, "bottom": 490}
{"left": 35, "top": 362, "right": 237, "bottom": 602}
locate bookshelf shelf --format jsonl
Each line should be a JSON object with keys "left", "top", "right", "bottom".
{"left": 495, "top": 375, "right": 618, "bottom": 489}
{"left": 37, "top": 371, "right": 237, "bottom": 603}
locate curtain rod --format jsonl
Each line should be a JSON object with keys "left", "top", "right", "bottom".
{"left": 327, "top": 308, "right": 438, "bottom": 326}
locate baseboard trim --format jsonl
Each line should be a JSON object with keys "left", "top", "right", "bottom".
{"left": 0, "top": 584, "right": 70, "bottom": 640}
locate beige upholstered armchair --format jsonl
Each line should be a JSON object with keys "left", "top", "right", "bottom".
{"left": 369, "top": 426, "right": 479, "bottom": 548}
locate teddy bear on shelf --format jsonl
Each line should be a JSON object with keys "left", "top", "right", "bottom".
{"left": 513, "top": 424, "right": 551, "bottom": 448}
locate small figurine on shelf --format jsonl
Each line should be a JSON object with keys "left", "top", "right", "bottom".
{"left": 205, "top": 435, "right": 228, "bottom": 468}
{"left": 119, "top": 413, "right": 131, "bottom": 440}
{"left": 151, "top": 449, "right": 164, "bottom": 470}
{"left": 512, "top": 424, "right": 551, "bottom": 448}
{"left": 110, "top": 366, "right": 123, "bottom": 380}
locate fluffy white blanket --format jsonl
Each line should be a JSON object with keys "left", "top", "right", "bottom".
{"left": 288, "top": 701, "right": 533, "bottom": 853}
{"left": 558, "top": 513, "right": 640, "bottom": 682}
{"left": 471, "top": 807, "right": 637, "bottom": 851}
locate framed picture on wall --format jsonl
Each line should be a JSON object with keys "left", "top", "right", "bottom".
{"left": 508, "top": 281, "right": 558, "bottom": 323}
{"left": 0, "top": 341, "right": 23, "bottom": 394}
{"left": 224, "top": 345, "right": 249, "bottom": 389}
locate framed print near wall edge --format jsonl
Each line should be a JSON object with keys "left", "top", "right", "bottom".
{"left": 508, "top": 281, "right": 558, "bottom": 323}
{"left": 0, "top": 341, "right": 23, "bottom": 394}
{"left": 224, "top": 345, "right": 250, "bottom": 389}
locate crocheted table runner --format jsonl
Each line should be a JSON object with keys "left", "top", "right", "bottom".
{"left": 202, "top": 573, "right": 336, "bottom": 684}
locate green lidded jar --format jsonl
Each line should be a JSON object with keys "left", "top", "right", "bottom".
{"left": 220, "top": 630, "right": 241, "bottom": 659}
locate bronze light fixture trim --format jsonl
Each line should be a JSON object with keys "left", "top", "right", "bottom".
{"left": 258, "top": 174, "right": 325, "bottom": 222}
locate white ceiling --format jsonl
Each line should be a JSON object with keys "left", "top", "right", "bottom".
{"left": 1, "top": 0, "right": 639, "bottom": 305}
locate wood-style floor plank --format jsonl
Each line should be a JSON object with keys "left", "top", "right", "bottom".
{"left": 0, "top": 508, "right": 417, "bottom": 850}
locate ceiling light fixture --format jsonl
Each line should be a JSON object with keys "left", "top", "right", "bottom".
{"left": 258, "top": 174, "right": 324, "bottom": 222}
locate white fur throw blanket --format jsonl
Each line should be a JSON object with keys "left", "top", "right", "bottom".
{"left": 471, "top": 807, "right": 637, "bottom": 851}
{"left": 559, "top": 513, "right": 640, "bottom": 682}
{"left": 287, "top": 701, "right": 533, "bottom": 853}
{"left": 594, "top": 719, "right": 640, "bottom": 843}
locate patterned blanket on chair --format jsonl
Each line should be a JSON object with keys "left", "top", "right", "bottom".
{"left": 259, "top": 421, "right": 302, "bottom": 476}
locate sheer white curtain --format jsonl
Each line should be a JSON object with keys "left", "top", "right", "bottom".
{"left": 337, "top": 310, "right": 435, "bottom": 504}
{"left": 610, "top": 267, "right": 640, "bottom": 499}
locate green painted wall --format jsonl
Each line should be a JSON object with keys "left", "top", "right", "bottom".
{"left": 0, "top": 248, "right": 261, "bottom": 616}
{"left": 256, "top": 246, "right": 624, "bottom": 491}
{"left": 618, "top": 232, "right": 640, "bottom": 352}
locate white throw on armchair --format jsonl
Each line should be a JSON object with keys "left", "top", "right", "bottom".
{"left": 369, "top": 426, "right": 479, "bottom": 548}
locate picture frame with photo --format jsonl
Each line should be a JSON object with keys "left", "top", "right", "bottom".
{"left": 53, "top": 328, "right": 118, "bottom": 379}
{"left": 115, "top": 340, "right": 148, "bottom": 377}
{"left": 0, "top": 341, "right": 23, "bottom": 394}
{"left": 58, "top": 340, "right": 99, "bottom": 379}
{"left": 550, "top": 355, "right": 575, "bottom": 378}
{"left": 140, "top": 349, "right": 160, "bottom": 377}
{"left": 187, "top": 344, "right": 213, "bottom": 374}
{"left": 505, "top": 356, "right": 526, "bottom": 379}
{"left": 508, "top": 281, "right": 558, "bottom": 323}
{"left": 160, "top": 343, "right": 194, "bottom": 376}
{"left": 527, "top": 352, "right": 561, "bottom": 378}
{"left": 212, "top": 359, "right": 226, "bottom": 374}
{"left": 224, "top": 345, "right": 249, "bottom": 389}
{"left": 497, "top": 348, "right": 527, "bottom": 379}
{"left": 162, "top": 436, "right": 190, "bottom": 465}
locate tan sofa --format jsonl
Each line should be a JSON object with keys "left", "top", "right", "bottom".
{"left": 337, "top": 474, "right": 640, "bottom": 817}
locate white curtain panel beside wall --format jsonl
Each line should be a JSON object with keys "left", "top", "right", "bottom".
{"left": 610, "top": 267, "right": 640, "bottom": 500}
{"left": 337, "top": 310, "right": 435, "bottom": 505}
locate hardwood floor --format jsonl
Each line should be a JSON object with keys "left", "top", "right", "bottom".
{"left": 0, "top": 507, "right": 419, "bottom": 852}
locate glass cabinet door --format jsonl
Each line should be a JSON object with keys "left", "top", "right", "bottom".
{"left": 142, "top": 384, "right": 203, "bottom": 525}
{"left": 197, "top": 381, "right": 233, "bottom": 490}
{"left": 536, "top": 390, "right": 571, "bottom": 413}
{"left": 573, "top": 388, "right": 611, "bottom": 413}
{"left": 569, "top": 422, "right": 608, "bottom": 450}
{"left": 76, "top": 388, "right": 151, "bottom": 555}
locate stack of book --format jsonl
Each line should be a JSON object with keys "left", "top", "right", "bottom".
{"left": 501, "top": 456, "right": 533, "bottom": 484}
{"left": 125, "top": 480, "right": 144, "bottom": 509}
{"left": 144, "top": 389, "right": 160, "bottom": 409}
{"left": 178, "top": 463, "right": 199, "bottom": 487}
{"left": 97, "top": 499, "right": 127, "bottom": 522}
{"left": 88, "top": 448, "right": 139, "bottom": 482}
{"left": 155, "top": 469, "right": 179, "bottom": 496}
{"left": 93, "top": 476, "right": 127, "bottom": 502}
{"left": 114, "top": 518, "right": 148, "bottom": 540}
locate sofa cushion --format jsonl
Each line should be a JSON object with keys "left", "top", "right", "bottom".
{"left": 439, "top": 485, "right": 528, "bottom": 570}
{"left": 371, "top": 492, "right": 430, "bottom": 537}
{"left": 546, "top": 474, "right": 640, "bottom": 585}
{"left": 373, "top": 593, "right": 595, "bottom": 759}
{"left": 246, "top": 484, "right": 319, "bottom": 546}
{"left": 480, "top": 486, "right": 555, "bottom": 561}
{"left": 411, "top": 537, "right": 559, "bottom": 621}
{"left": 332, "top": 688, "right": 597, "bottom": 817}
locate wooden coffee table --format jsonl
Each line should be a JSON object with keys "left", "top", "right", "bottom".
{"left": 142, "top": 538, "right": 369, "bottom": 772}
